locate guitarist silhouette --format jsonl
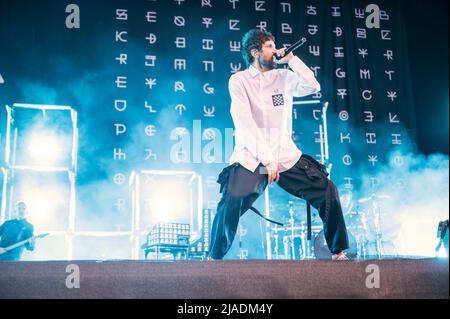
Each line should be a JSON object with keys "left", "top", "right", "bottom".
{"left": 0, "top": 201, "right": 36, "bottom": 261}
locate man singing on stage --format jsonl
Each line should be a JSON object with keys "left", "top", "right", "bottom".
{"left": 0, "top": 201, "right": 35, "bottom": 261}
{"left": 209, "top": 29, "right": 349, "bottom": 261}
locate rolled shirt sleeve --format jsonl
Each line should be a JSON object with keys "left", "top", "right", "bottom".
{"left": 286, "top": 55, "right": 321, "bottom": 97}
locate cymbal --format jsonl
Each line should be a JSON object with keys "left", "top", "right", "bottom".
{"left": 272, "top": 223, "right": 323, "bottom": 233}
{"left": 268, "top": 199, "right": 322, "bottom": 224}
{"left": 269, "top": 200, "right": 306, "bottom": 212}
{"left": 343, "top": 210, "right": 366, "bottom": 216}
{"left": 358, "top": 194, "right": 391, "bottom": 203}
{"left": 276, "top": 212, "right": 322, "bottom": 225}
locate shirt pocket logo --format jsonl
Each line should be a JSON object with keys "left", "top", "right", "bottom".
{"left": 272, "top": 94, "right": 284, "bottom": 107}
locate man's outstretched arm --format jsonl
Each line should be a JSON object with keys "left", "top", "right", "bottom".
{"left": 285, "top": 55, "right": 321, "bottom": 97}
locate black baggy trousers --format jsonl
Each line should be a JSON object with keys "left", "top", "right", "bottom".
{"left": 209, "top": 154, "right": 349, "bottom": 259}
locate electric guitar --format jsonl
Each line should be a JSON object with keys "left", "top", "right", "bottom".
{"left": 0, "top": 233, "right": 49, "bottom": 255}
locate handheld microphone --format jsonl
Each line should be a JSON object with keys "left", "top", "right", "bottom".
{"left": 275, "top": 37, "right": 307, "bottom": 60}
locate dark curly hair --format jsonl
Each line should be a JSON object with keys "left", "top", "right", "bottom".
{"left": 241, "top": 29, "right": 275, "bottom": 67}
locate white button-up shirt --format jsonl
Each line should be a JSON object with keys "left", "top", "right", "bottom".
{"left": 228, "top": 56, "right": 321, "bottom": 173}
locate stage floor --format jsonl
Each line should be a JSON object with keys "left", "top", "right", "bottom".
{"left": 0, "top": 258, "right": 448, "bottom": 299}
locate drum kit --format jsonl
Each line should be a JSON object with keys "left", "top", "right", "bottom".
{"left": 270, "top": 193, "right": 398, "bottom": 260}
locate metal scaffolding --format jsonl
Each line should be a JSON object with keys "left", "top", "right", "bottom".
{"left": 129, "top": 169, "right": 203, "bottom": 259}
{"left": 1, "top": 103, "right": 78, "bottom": 259}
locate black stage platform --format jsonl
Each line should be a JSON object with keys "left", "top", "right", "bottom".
{"left": 0, "top": 258, "right": 448, "bottom": 299}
